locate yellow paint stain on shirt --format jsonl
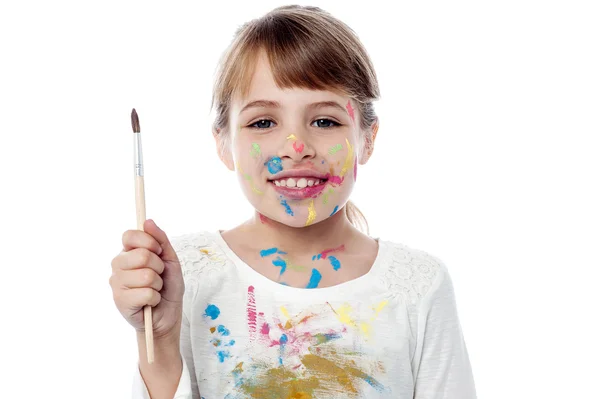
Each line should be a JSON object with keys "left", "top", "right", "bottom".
{"left": 280, "top": 306, "right": 290, "bottom": 320}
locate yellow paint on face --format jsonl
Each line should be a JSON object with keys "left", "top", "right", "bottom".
{"left": 286, "top": 134, "right": 297, "bottom": 140}
{"left": 305, "top": 199, "right": 317, "bottom": 226}
{"left": 236, "top": 161, "right": 263, "bottom": 195}
{"left": 340, "top": 138, "right": 353, "bottom": 177}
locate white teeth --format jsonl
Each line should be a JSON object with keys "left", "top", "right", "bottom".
{"left": 297, "top": 178, "right": 307, "bottom": 188}
{"left": 286, "top": 178, "right": 297, "bottom": 187}
{"left": 307, "top": 180, "right": 314, "bottom": 187}
{"left": 274, "top": 180, "right": 281, "bottom": 186}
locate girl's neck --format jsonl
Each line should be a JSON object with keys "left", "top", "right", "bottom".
{"left": 239, "top": 207, "right": 358, "bottom": 255}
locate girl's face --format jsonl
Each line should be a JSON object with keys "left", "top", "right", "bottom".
{"left": 226, "top": 54, "right": 365, "bottom": 228}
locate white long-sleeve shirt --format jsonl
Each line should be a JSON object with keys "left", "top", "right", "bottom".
{"left": 132, "top": 231, "right": 477, "bottom": 399}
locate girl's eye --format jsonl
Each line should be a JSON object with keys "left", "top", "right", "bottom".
{"left": 312, "top": 118, "right": 341, "bottom": 129}
{"left": 249, "top": 119, "right": 275, "bottom": 129}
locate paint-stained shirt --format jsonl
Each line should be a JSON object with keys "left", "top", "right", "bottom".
{"left": 132, "top": 231, "right": 477, "bottom": 399}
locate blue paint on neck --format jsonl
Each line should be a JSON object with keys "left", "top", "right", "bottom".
{"left": 306, "top": 268, "right": 322, "bottom": 289}
{"left": 329, "top": 256, "right": 341, "bottom": 271}
{"left": 272, "top": 256, "right": 287, "bottom": 275}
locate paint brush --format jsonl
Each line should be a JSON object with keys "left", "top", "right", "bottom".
{"left": 131, "top": 108, "right": 155, "bottom": 364}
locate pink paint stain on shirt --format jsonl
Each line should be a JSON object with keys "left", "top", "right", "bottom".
{"left": 346, "top": 100, "right": 355, "bottom": 123}
{"left": 247, "top": 286, "right": 257, "bottom": 338}
{"left": 292, "top": 141, "right": 304, "bottom": 153}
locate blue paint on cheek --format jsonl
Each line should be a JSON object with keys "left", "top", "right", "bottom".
{"left": 272, "top": 256, "right": 287, "bottom": 275}
{"left": 306, "top": 268, "right": 322, "bottom": 289}
{"left": 280, "top": 199, "right": 294, "bottom": 216}
{"left": 264, "top": 156, "right": 283, "bottom": 174}
{"left": 217, "top": 325, "right": 231, "bottom": 336}
{"left": 330, "top": 205, "right": 339, "bottom": 216}
{"left": 204, "top": 304, "right": 220, "bottom": 320}
{"left": 329, "top": 256, "right": 341, "bottom": 271}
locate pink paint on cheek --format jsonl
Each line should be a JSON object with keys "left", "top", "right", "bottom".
{"left": 325, "top": 174, "right": 344, "bottom": 185}
{"left": 346, "top": 100, "right": 355, "bottom": 123}
{"left": 292, "top": 141, "right": 304, "bottom": 153}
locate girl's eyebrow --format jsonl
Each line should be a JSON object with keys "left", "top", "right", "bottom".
{"left": 239, "top": 100, "right": 346, "bottom": 115}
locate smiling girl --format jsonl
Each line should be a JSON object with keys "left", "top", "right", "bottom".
{"left": 111, "top": 5, "right": 477, "bottom": 399}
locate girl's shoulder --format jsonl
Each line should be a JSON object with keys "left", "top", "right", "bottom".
{"left": 375, "top": 237, "right": 451, "bottom": 305}
{"left": 168, "top": 230, "right": 227, "bottom": 274}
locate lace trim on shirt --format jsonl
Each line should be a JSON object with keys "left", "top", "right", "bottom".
{"left": 378, "top": 241, "right": 443, "bottom": 306}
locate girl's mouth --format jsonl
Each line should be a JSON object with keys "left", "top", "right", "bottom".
{"left": 269, "top": 177, "right": 328, "bottom": 199}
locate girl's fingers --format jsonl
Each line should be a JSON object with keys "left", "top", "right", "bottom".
{"left": 120, "top": 268, "right": 164, "bottom": 292}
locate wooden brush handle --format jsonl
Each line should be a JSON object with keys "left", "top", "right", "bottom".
{"left": 135, "top": 175, "right": 154, "bottom": 364}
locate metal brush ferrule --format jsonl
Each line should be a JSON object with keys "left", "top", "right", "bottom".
{"left": 134, "top": 133, "right": 144, "bottom": 176}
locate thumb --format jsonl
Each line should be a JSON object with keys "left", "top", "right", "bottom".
{"left": 144, "top": 219, "right": 179, "bottom": 264}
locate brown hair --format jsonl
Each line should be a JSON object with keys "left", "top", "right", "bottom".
{"left": 210, "top": 5, "right": 380, "bottom": 234}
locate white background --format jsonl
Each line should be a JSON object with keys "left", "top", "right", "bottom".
{"left": 1, "top": 0, "right": 598, "bottom": 397}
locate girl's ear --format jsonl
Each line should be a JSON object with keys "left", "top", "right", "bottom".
{"left": 359, "top": 118, "right": 379, "bottom": 164}
{"left": 213, "top": 127, "right": 235, "bottom": 171}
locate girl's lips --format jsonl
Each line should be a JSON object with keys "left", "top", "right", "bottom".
{"left": 271, "top": 181, "right": 327, "bottom": 199}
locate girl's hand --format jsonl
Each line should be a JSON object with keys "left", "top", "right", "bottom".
{"left": 109, "top": 219, "right": 185, "bottom": 339}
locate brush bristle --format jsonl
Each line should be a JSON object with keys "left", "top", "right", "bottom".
{"left": 131, "top": 108, "right": 140, "bottom": 133}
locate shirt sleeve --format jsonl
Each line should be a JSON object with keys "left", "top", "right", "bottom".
{"left": 411, "top": 260, "right": 478, "bottom": 399}
{"left": 131, "top": 313, "right": 198, "bottom": 398}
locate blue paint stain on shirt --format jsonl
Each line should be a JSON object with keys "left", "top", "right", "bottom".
{"left": 204, "top": 304, "right": 220, "bottom": 320}
{"left": 264, "top": 156, "right": 283, "bottom": 174}
{"left": 306, "top": 268, "right": 322, "bottom": 289}
{"left": 329, "top": 256, "right": 341, "bottom": 271}
{"left": 217, "top": 350, "right": 231, "bottom": 362}
{"left": 330, "top": 205, "right": 339, "bottom": 216}
{"left": 280, "top": 334, "right": 288, "bottom": 344}
{"left": 217, "top": 325, "right": 230, "bottom": 336}
{"left": 280, "top": 199, "right": 294, "bottom": 216}
{"left": 272, "top": 256, "right": 287, "bottom": 275}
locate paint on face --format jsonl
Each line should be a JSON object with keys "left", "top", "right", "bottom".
{"left": 286, "top": 134, "right": 297, "bottom": 140}
{"left": 330, "top": 205, "right": 339, "bottom": 216}
{"left": 280, "top": 199, "right": 294, "bottom": 216}
{"left": 321, "top": 160, "right": 325, "bottom": 164}
{"left": 312, "top": 245, "right": 345, "bottom": 261}
{"left": 306, "top": 268, "right": 322, "bottom": 289}
{"left": 204, "top": 304, "right": 220, "bottom": 320}
{"left": 353, "top": 155, "right": 358, "bottom": 181}
{"left": 323, "top": 188, "right": 334, "bottom": 204}
{"left": 250, "top": 143, "right": 261, "bottom": 158}
{"left": 292, "top": 141, "right": 305, "bottom": 153}
{"left": 272, "top": 256, "right": 287, "bottom": 275}
{"left": 328, "top": 144, "right": 343, "bottom": 155}
{"left": 305, "top": 199, "right": 316, "bottom": 226}
{"left": 346, "top": 100, "right": 355, "bottom": 123}
{"left": 260, "top": 247, "right": 287, "bottom": 257}
{"left": 259, "top": 213, "right": 270, "bottom": 225}
{"left": 236, "top": 161, "right": 263, "bottom": 195}
{"left": 329, "top": 256, "right": 341, "bottom": 271}
{"left": 340, "top": 138, "right": 354, "bottom": 177}
{"left": 264, "top": 156, "right": 283, "bottom": 174}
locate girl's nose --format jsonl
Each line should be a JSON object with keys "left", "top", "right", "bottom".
{"left": 278, "top": 133, "right": 315, "bottom": 162}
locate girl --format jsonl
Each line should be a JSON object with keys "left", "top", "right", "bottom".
{"left": 110, "top": 5, "right": 477, "bottom": 399}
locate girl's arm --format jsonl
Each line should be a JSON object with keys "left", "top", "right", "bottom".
{"left": 411, "top": 262, "right": 478, "bottom": 399}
